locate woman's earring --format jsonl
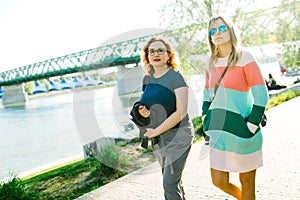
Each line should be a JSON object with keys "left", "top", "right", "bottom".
{"left": 167, "top": 60, "right": 171, "bottom": 66}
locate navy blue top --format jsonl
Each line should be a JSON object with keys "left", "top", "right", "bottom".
{"left": 140, "top": 69, "right": 189, "bottom": 129}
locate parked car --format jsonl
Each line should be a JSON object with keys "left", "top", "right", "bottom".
{"left": 280, "top": 63, "right": 287, "bottom": 73}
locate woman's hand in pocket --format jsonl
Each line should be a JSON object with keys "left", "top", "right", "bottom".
{"left": 247, "top": 122, "right": 258, "bottom": 134}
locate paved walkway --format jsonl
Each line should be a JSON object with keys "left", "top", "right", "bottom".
{"left": 76, "top": 97, "right": 300, "bottom": 200}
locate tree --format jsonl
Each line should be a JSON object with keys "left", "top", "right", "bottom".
{"left": 277, "top": 41, "right": 300, "bottom": 68}
{"left": 159, "top": 0, "right": 300, "bottom": 73}
{"left": 273, "top": 0, "right": 300, "bottom": 67}
{"left": 159, "top": 0, "right": 232, "bottom": 76}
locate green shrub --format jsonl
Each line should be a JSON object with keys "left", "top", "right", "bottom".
{"left": 267, "top": 97, "right": 278, "bottom": 109}
{"left": 192, "top": 116, "right": 204, "bottom": 136}
{"left": 267, "top": 90, "right": 300, "bottom": 109}
{"left": 95, "top": 145, "right": 127, "bottom": 176}
{"left": 24, "top": 82, "right": 34, "bottom": 94}
{"left": 0, "top": 174, "right": 38, "bottom": 200}
{"left": 278, "top": 93, "right": 288, "bottom": 102}
{"left": 286, "top": 90, "right": 296, "bottom": 100}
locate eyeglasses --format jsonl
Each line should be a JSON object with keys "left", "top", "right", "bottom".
{"left": 148, "top": 48, "right": 167, "bottom": 56}
{"left": 209, "top": 25, "right": 228, "bottom": 36}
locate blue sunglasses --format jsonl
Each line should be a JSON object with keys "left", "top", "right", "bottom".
{"left": 209, "top": 25, "right": 228, "bottom": 36}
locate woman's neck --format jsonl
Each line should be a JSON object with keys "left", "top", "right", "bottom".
{"left": 217, "top": 43, "right": 232, "bottom": 58}
{"left": 153, "top": 65, "right": 169, "bottom": 78}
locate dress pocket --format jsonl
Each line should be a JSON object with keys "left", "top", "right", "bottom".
{"left": 235, "top": 132, "right": 263, "bottom": 152}
{"left": 233, "top": 119, "right": 254, "bottom": 138}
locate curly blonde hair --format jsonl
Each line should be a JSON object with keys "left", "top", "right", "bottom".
{"left": 141, "top": 37, "right": 178, "bottom": 75}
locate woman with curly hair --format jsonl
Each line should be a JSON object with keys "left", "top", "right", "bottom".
{"left": 135, "top": 37, "right": 194, "bottom": 199}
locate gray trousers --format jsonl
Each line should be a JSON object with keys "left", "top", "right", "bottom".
{"left": 153, "top": 125, "right": 193, "bottom": 200}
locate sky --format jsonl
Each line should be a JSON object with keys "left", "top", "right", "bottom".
{"left": 0, "top": 0, "right": 283, "bottom": 73}
{"left": 0, "top": 0, "right": 165, "bottom": 72}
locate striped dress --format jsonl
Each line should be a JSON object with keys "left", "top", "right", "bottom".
{"left": 202, "top": 50, "right": 268, "bottom": 173}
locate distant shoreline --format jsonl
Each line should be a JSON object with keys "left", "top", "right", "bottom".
{"left": 29, "top": 82, "right": 117, "bottom": 99}
{"left": 0, "top": 82, "right": 117, "bottom": 104}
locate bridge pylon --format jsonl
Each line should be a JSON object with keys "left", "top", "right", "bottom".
{"left": 117, "top": 64, "right": 144, "bottom": 95}
{"left": 1, "top": 83, "right": 28, "bottom": 106}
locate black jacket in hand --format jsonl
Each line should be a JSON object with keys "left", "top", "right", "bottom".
{"left": 130, "top": 101, "right": 151, "bottom": 127}
{"left": 129, "top": 101, "right": 159, "bottom": 149}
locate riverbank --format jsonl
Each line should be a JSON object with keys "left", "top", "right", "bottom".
{"left": 28, "top": 81, "right": 117, "bottom": 99}
{"left": 16, "top": 141, "right": 157, "bottom": 199}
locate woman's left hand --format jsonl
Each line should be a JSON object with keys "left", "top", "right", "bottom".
{"left": 144, "top": 128, "right": 158, "bottom": 138}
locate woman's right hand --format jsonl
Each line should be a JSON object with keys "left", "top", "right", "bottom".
{"left": 138, "top": 105, "right": 150, "bottom": 118}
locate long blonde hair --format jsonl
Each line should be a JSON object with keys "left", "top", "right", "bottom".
{"left": 207, "top": 15, "right": 242, "bottom": 68}
{"left": 141, "top": 37, "right": 178, "bottom": 75}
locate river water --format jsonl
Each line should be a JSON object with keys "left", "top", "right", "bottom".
{"left": 0, "top": 80, "right": 204, "bottom": 180}
{"left": 0, "top": 86, "right": 144, "bottom": 180}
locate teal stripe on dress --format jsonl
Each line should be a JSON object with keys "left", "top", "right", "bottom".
{"left": 251, "top": 85, "right": 269, "bottom": 107}
{"left": 206, "top": 130, "right": 263, "bottom": 154}
{"left": 209, "top": 87, "right": 252, "bottom": 117}
{"left": 203, "top": 109, "right": 261, "bottom": 138}
{"left": 203, "top": 88, "right": 213, "bottom": 101}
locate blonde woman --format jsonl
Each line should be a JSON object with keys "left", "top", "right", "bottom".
{"left": 202, "top": 15, "right": 268, "bottom": 199}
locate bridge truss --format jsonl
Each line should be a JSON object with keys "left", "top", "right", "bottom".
{"left": 0, "top": 32, "right": 164, "bottom": 86}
